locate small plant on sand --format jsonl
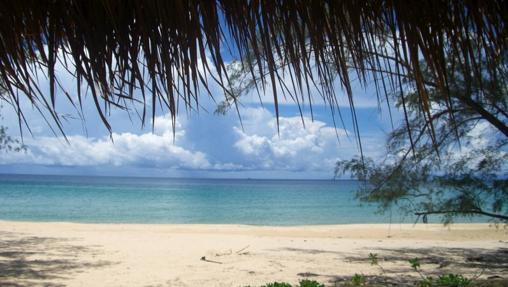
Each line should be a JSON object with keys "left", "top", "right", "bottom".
{"left": 257, "top": 280, "right": 324, "bottom": 287}
{"left": 409, "top": 258, "right": 472, "bottom": 287}
{"left": 368, "top": 253, "right": 378, "bottom": 265}
{"left": 435, "top": 274, "right": 471, "bottom": 287}
{"left": 252, "top": 254, "right": 479, "bottom": 287}
{"left": 262, "top": 282, "right": 292, "bottom": 287}
{"left": 409, "top": 258, "right": 422, "bottom": 273}
{"left": 350, "top": 274, "right": 367, "bottom": 286}
{"left": 369, "top": 253, "right": 386, "bottom": 275}
{"left": 298, "top": 279, "right": 324, "bottom": 287}
{"left": 409, "top": 258, "right": 435, "bottom": 287}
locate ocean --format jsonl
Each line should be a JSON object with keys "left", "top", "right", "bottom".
{"left": 0, "top": 174, "right": 481, "bottom": 225}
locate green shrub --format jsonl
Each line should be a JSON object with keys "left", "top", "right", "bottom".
{"left": 368, "top": 253, "right": 378, "bottom": 265}
{"left": 436, "top": 274, "right": 471, "bottom": 287}
{"left": 409, "top": 258, "right": 421, "bottom": 271}
{"left": 350, "top": 274, "right": 366, "bottom": 286}
{"left": 262, "top": 282, "right": 293, "bottom": 287}
{"left": 299, "top": 279, "right": 325, "bottom": 287}
{"left": 417, "top": 277, "right": 433, "bottom": 287}
{"left": 416, "top": 273, "right": 472, "bottom": 287}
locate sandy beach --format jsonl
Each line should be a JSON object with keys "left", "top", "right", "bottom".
{"left": 0, "top": 221, "right": 507, "bottom": 286}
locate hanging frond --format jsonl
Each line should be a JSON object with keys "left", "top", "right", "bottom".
{"left": 0, "top": 0, "right": 506, "bottom": 148}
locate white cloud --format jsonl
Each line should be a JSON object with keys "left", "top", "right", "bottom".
{"left": 445, "top": 121, "right": 507, "bottom": 169}
{"left": 0, "top": 46, "right": 391, "bottom": 178}
{"left": 0, "top": 106, "right": 386, "bottom": 176}
{"left": 0, "top": 115, "right": 211, "bottom": 170}
{"left": 227, "top": 57, "right": 382, "bottom": 109}
{"left": 232, "top": 107, "right": 360, "bottom": 172}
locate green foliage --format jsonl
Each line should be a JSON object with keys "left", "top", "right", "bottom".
{"left": 0, "top": 126, "right": 25, "bottom": 153}
{"left": 407, "top": 258, "right": 472, "bottom": 287}
{"left": 350, "top": 274, "right": 367, "bottom": 286}
{"left": 348, "top": 254, "right": 476, "bottom": 287}
{"left": 257, "top": 280, "right": 324, "bottom": 287}
{"left": 0, "top": 103, "right": 26, "bottom": 153}
{"left": 417, "top": 277, "right": 434, "bottom": 287}
{"left": 415, "top": 274, "right": 472, "bottom": 287}
{"left": 368, "top": 253, "right": 378, "bottom": 266}
{"left": 261, "top": 282, "right": 292, "bottom": 287}
{"left": 409, "top": 258, "right": 421, "bottom": 271}
{"left": 298, "top": 280, "right": 324, "bottom": 287}
{"left": 336, "top": 51, "right": 508, "bottom": 224}
{"left": 435, "top": 274, "right": 471, "bottom": 287}
{"left": 249, "top": 273, "right": 477, "bottom": 287}
{"left": 215, "top": 60, "right": 257, "bottom": 115}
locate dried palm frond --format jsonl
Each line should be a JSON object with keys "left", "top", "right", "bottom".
{"left": 0, "top": 0, "right": 506, "bottom": 150}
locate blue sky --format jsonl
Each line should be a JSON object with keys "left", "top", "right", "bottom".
{"left": 0, "top": 56, "right": 402, "bottom": 179}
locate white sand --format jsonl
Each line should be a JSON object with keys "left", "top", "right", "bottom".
{"left": 0, "top": 221, "right": 506, "bottom": 286}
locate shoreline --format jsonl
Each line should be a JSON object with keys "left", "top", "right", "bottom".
{"left": 1, "top": 220, "right": 506, "bottom": 286}
{"left": 0, "top": 219, "right": 496, "bottom": 228}
{"left": 0, "top": 222, "right": 500, "bottom": 237}
{"left": 0, "top": 220, "right": 503, "bottom": 240}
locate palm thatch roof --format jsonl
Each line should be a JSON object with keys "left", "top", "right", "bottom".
{"left": 0, "top": 0, "right": 506, "bottom": 143}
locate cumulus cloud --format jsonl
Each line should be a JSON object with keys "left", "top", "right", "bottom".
{"left": 0, "top": 115, "right": 211, "bottom": 170}
{"left": 232, "top": 107, "right": 361, "bottom": 171}
{"left": 0, "top": 106, "right": 384, "bottom": 176}
{"left": 0, "top": 47, "right": 389, "bottom": 178}
{"left": 445, "top": 121, "right": 508, "bottom": 169}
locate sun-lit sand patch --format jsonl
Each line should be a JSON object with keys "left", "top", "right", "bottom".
{"left": 0, "top": 221, "right": 506, "bottom": 286}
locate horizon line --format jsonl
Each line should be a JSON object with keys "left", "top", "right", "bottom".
{"left": 0, "top": 172, "right": 357, "bottom": 182}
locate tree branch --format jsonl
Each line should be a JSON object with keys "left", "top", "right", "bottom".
{"left": 415, "top": 209, "right": 508, "bottom": 221}
{"left": 458, "top": 96, "right": 508, "bottom": 138}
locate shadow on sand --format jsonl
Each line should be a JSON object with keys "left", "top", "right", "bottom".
{"left": 346, "top": 247, "right": 508, "bottom": 272}
{"left": 287, "top": 246, "right": 508, "bottom": 286}
{"left": 0, "top": 231, "right": 113, "bottom": 287}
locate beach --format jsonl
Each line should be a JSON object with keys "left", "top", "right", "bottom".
{"left": 1, "top": 2, "right": 506, "bottom": 286}
{"left": 0, "top": 221, "right": 506, "bottom": 286}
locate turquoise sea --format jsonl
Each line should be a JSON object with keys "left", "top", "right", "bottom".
{"left": 0, "top": 174, "right": 482, "bottom": 225}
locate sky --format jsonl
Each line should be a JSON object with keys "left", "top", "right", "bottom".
{"left": 0, "top": 55, "right": 402, "bottom": 179}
